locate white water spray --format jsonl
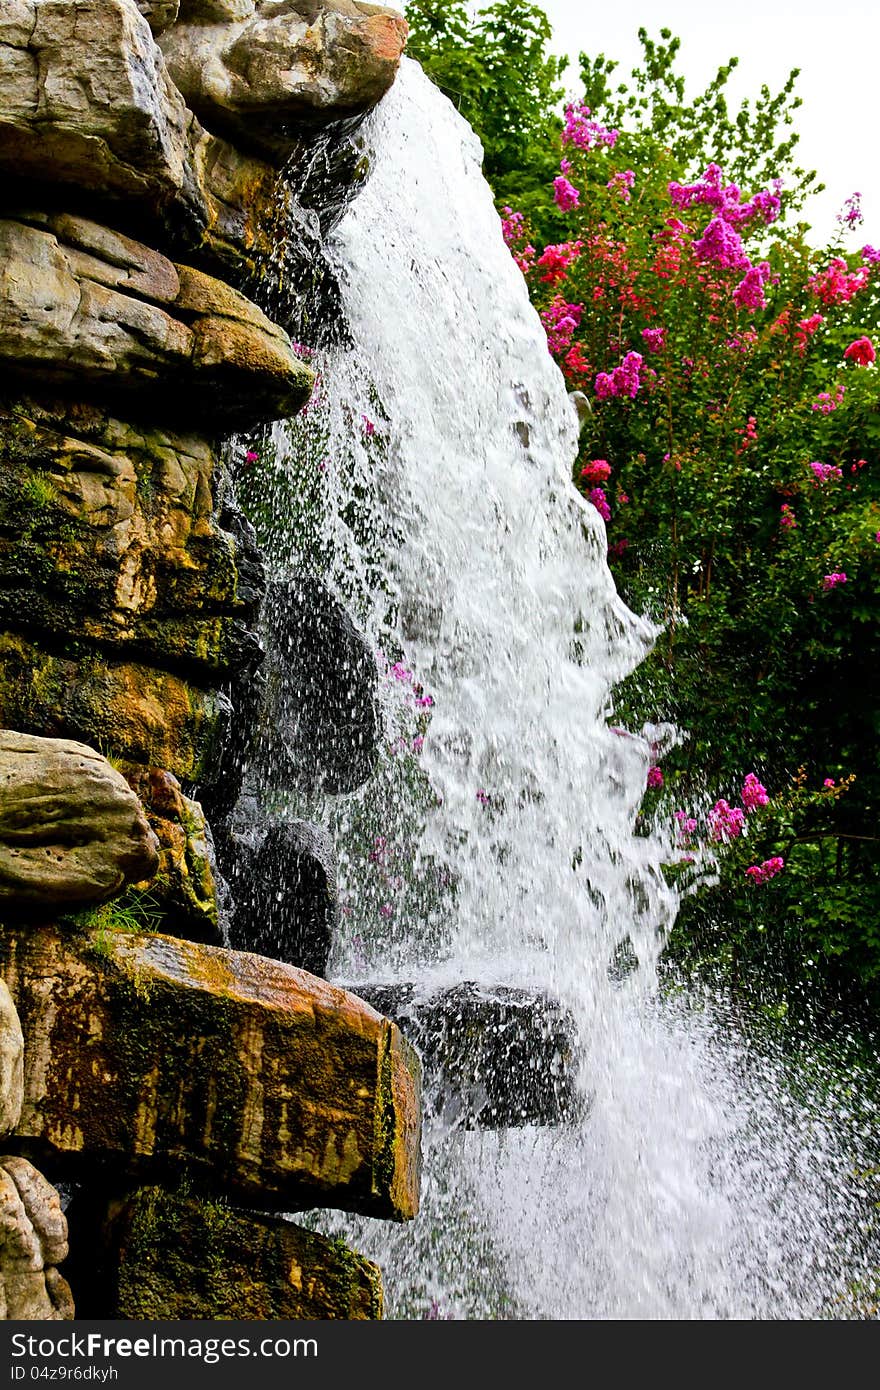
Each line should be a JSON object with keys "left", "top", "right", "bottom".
{"left": 262, "top": 61, "right": 874, "bottom": 1319}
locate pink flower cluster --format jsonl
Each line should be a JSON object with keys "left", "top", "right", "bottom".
{"left": 562, "top": 102, "right": 618, "bottom": 151}
{"left": 809, "top": 460, "right": 843, "bottom": 483}
{"left": 595, "top": 350, "right": 644, "bottom": 400}
{"left": 554, "top": 176, "right": 580, "bottom": 212}
{"left": 807, "top": 257, "right": 870, "bottom": 305}
{"left": 745, "top": 856, "right": 784, "bottom": 885}
{"left": 541, "top": 297, "right": 583, "bottom": 355}
{"left": 862, "top": 245, "right": 880, "bottom": 264}
{"left": 843, "top": 336, "right": 876, "bottom": 365}
{"left": 708, "top": 799, "right": 746, "bottom": 841}
{"left": 811, "top": 383, "right": 846, "bottom": 414}
{"left": 693, "top": 216, "right": 751, "bottom": 271}
{"left": 668, "top": 165, "right": 781, "bottom": 227}
{"left": 741, "top": 773, "right": 769, "bottom": 811}
{"left": 780, "top": 504, "right": 796, "bottom": 531}
{"left": 641, "top": 326, "right": 666, "bottom": 353}
{"left": 500, "top": 205, "right": 536, "bottom": 274}
{"left": 838, "top": 192, "right": 863, "bottom": 227}
{"left": 822, "top": 572, "right": 848, "bottom": 591}
{"left": 587, "top": 487, "right": 611, "bottom": 521}
{"left": 607, "top": 169, "right": 635, "bottom": 202}
{"left": 733, "top": 261, "right": 772, "bottom": 311}
{"left": 580, "top": 458, "right": 612, "bottom": 485}
{"left": 646, "top": 765, "right": 664, "bottom": 789}
{"left": 537, "top": 240, "right": 584, "bottom": 285}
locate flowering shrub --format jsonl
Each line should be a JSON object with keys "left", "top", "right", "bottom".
{"left": 498, "top": 29, "right": 880, "bottom": 1007}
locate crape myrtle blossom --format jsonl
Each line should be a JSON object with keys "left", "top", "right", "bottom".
{"left": 708, "top": 799, "right": 746, "bottom": 841}
{"left": 607, "top": 169, "right": 635, "bottom": 202}
{"left": 668, "top": 165, "right": 781, "bottom": 228}
{"left": 822, "top": 571, "right": 848, "bottom": 591}
{"left": 733, "top": 261, "right": 772, "bottom": 311}
{"left": 843, "top": 336, "right": 876, "bottom": 365}
{"left": 641, "top": 326, "right": 665, "bottom": 353}
{"left": 541, "top": 297, "right": 583, "bottom": 355}
{"left": 808, "top": 257, "right": 870, "bottom": 305}
{"left": 595, "top": 351, "right": 643, "bottom": 400}
{"left": 587, "top": 487, "right": 611, "bottom": 521}
{"left": 553, "top": 176, "right": 580, "bottom": 212}
{"left": 809, "top": 460, "right": 843, "bottom": 483}
{"left": 741, "top": 773, "right": 769, "bottom": 811}
{"left": 562, "top": 102, "right": 618, "bottom": 151}
{"left": 745, "top": 857, "right": 785, "bottom": 885}
{"left": 537, "top": 241, "right": 583, "bottom": 285}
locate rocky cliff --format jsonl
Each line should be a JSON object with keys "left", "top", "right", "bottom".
{"left": 0, "top": 0, "right": 419, "bottom": 1321}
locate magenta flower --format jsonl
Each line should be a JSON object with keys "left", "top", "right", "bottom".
{"left": 708, "top": 799, "right": 746, "bottom": 841}
{"left": 641, "top": 326, "right": 666, "bottom": 353}
{"left": 741, "top": 773, "right": 769, "bottom": 811}
{"left": 822, "top": 572, "right": 848, "bottom": 591}
{"left": 780, "top": 504, "right": 796, "bottom": 530}
{"left": 745, "top": 857, "right": 784, "bottom": 885}
{"left": 587, "top": 487, "right": 611, "bottom": 522}
{"left": 554, "top": 176, "right": 580, "bottom": 212}
{"left": 843, "top": 336, "right": 876, "bottom": 365}
{"left": 809, "top": 461, "right": 843, "bottom": 484}
{"left": 580, "top": 458, "right": 612, "bottom": 485}
{"left": 646, "top": 765, "right": 664, "bottom": 789}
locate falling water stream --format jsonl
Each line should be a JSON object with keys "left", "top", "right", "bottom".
{"left": 252, "top": 60, "right": 876, "bottom": 1319}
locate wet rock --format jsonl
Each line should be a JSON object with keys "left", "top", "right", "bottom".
{"left": 0, "top": 218, "right": 314, "bottom": 429}
{"left": 254, "top": 576, "right": 379, "bottom": 795}
{"left": 221, "top": 818, "right": 337, "bottom": 975}
{"left": 0, "top": 982, "right": 23, "bottom": 1138}
{"left": 0, "top": 633, "right": 229, "bottom": 790}
{"left": 106, "top": 1185, "right": 383, "bottom": 1319}
{"left": 0, "top": 731, "right": 159, "bottom": 915}
{"left": 0, "top": 401, "right": 265, "bottom": 682}
{"left": 1, "top": 922, "right": 421, "bottom": 1220}
{"left": 0, "top": 1156, "right": 74, "bottom": 1320}
{"left": 121, "top": 765, "right": 223, "bottom": 945}
{"left": 344, "top": 980, "right": 583, "bottom": 1129}
{"left": 160, "top": 0, "right": 408, "bottom": 164}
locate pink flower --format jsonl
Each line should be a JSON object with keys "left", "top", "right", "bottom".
{"left": 641, "top": 326, "right": 666, "bottom": 353}
{"left": 607, "top": 169, "right": 635, "bottom": 202}
{"left": 587, "top": 487, "right": 611, "bottom": 522}
{"left": 809, "top": 460, "right": 843, "bottom": 484}
{"left": 244, "top": 450, "right": 259, "bottom": 464}
{"left": 580, "top": 458, "right": 612, "bottom": 485}
{"left": 708, "top": 799, "right": 745, "bottom": 841}
{"left": 554, "top": 176, "right": 581, "bottom": 212}
{"left": 822, "top": 572, "right": 848, "bottom": 591}
{"left": 823, "top": 778, "right": 836, "bottom": 788}
{"left": 733, "top": 262, "right": 771, "bottom": 312}
{"left": 843, "top": 336, "right": 876, "bottom": 365}
{"left": 594, "top": 351, "right": 644, "bottom": 401}
{"left": 741, "top": 773, "right": 769, "bottom": 811}
{"left": 808, "top": 257, "right": 869, "bottom": 305}
{"left": 562, "top": 102, "right": 618, "bottom": 150}
{"left": 646, "top": 765, "right": 663, "bottom": 789}
{"left": 693, "top": 215, "right": 750, "bottom": 270}
{"left": 837, "top": 192, "right": 863, "bottom": 227}
{"left": 780, "top": 504, "right": 796, "bottom": 530}
{"left": 745, "top": 856, "right": 785, "bottom": 885}
{"left": 537, "top": 240, "right": 584, "bottom": 285}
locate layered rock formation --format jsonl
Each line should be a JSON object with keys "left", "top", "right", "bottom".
{"left": 0, "top": 0, "right": 414, "bottom": 1321}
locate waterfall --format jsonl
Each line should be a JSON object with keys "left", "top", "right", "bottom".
{"left": 254, "top": 59, "right": 873, "bottom": 1319}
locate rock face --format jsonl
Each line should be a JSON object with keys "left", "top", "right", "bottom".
{"left": 107, "top": 1185, "right": 383, "bottom": 1318}
{"left": 0, "top": 218, "right": 314, "bottom": 428}
{"left": 1, "top": 922, "right": 421, "bottom": 1220}
{"left": 0, "top": 0, "right": 415, "bottom": 1322}
{"left": 161, "top": 0, "right": 408, "bottom": 162}
{"left": 0, "top": 982, "right": 23, "bottom": 1139}
{"left": 222, "top": 817, "right": 338, "bottom": 975}
{"left": 0, "top": 1156, "right": 74, "bottom": 1320}
{"left": 0, "top": 732, "right": 159, "bottom": 914}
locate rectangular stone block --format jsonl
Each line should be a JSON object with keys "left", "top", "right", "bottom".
{"left": 0, "top": 924, "right": 421, "bottom": 1221}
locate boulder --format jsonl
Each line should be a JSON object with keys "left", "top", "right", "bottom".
{"left": 0, "top": 400, "right": 265, "bottom": 681}
{"left": 221, "top": 817, "right": 338, "bottom": 974}
{"left": 106, "top": 1185, "right": 383, "bottom": 1319}
{"left": 1, "top": 923, "right": 421, "bottom": 1220}
{"left": 344, "top": 981, "right": 583, "bottom": 1129}
{"left": 161, "top": 0, "right": 408, "bottom": 163}
{"left": 0, "top": 218, "right": 314, "bottom": 429}
{"left": 0, "top": 731, "right": 159, "bottom": 915}
{"left": 120, "top": 766, "right": 224, "bottom": 945}
{"left": 0, "top": 1156, "right": 74, "bottom": 1320}
{"left": 253, "top": 576, "right": 379, "bottom": 795}
{"left": 0, "top": 982, "right": 23, "bottom": 1138}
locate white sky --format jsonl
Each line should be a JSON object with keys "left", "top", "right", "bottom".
{"left": 536, "top": 0, "right": 879, "bottom": 247}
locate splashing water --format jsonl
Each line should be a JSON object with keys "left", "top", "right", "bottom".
{"left": 254, "top": 61, "right": 876, "bottom": 1319}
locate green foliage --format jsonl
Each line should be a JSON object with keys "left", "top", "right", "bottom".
{"left": 404, "top": 1, "right": 569, "bottom": 241}
{"left": 491, "top": 24, "right": 880, "bottom": 1011}
{"left": 579, "top": 27, "right": 822, "bottom": 214}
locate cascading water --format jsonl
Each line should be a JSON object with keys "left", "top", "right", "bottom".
{"left": 248, "top": 59, "right": 876, "bottom": 1319}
